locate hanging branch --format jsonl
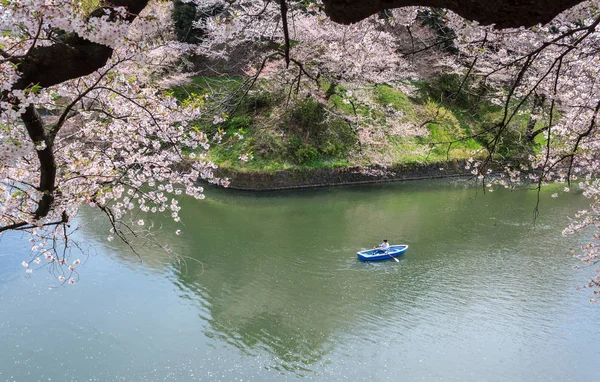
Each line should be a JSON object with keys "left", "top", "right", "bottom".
{"left": 279, "top": 0, "right": 291, "bottom": 67}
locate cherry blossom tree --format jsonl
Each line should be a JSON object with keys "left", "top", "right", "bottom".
{"left": 195, "top": 0, "right": 424, "bottom": 83}
{"left": 0, "top": 0, "right": 227, "bottom": 284}
{"left": 194, "top": 0, "right": 600, "bottom": 299}
{"left": 3, "top": 0, "right": 600, "bottom": 298}
{"left": 434, "top": 3, "right": 600, "bottom": 299}
{"left": 193, "top": 1, "right": 448, "bottom": 167}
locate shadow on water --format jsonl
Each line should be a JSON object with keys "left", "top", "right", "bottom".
{"left": 74, "top": 178, "right": 595, "bottom": 377}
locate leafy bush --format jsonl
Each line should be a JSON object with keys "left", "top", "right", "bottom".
{"left": 225, "top": 116, "right": 251, "bottom": 132}
{"left": 286, "top": 97, "right": 327, "bottom": 139}
{"left": 293, "top": 145, "right": 320, "bottom": 164}
{"left": 253, "top": 129, "right": 285, "bottom": 158}
{"left": 375, "top": 85, "right": 416, "bottom": 118}
{"left": 244, "top": 91, "right": 273, "bottom": 111}
{"left": 423, "top": 99, "right": 464, "bottom": 138}
{"left": 322, "top": 119, "right": 356, "bottom": 156}
{"left": 287, "top": 137, "right": 318, "bottom": 165}
{"left": 284, "top": 99, "right": 356, "bottom": 164}
{"left": 320, "top": 140, "right": 346, "bottom": 157}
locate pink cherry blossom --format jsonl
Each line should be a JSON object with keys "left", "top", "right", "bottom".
{"left": 2, "top": 0, "right": 600, "bottom": 298}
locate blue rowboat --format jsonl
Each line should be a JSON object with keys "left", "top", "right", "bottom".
{"left": 357, "top": 245, "right": 409, "bottom": 261}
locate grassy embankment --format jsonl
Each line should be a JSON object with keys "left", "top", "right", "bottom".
{"left": 173, "top": 75, "right": 546, "bottom": 174}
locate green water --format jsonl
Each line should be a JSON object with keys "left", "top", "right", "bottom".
{"left": 1, "top": 179, "right": 599, "bottom": 381}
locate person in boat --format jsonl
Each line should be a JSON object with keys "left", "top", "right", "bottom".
{"left": 375, "top": 239, "right": 390, "bottom": 253}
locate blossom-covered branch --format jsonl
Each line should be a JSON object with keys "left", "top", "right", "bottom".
{"left": 0, "top": 0, "right": 223, "bottom": 283}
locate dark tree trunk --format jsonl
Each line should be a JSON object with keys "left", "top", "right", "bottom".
{"left": 10, "top": 0, "right": 150, "bottom": 92}
{"left": 525, "top": 94, "right": 547, "bottom": 142}
{"left": 322, "top": 0, "right": 585, "bottom": 28}
{"left": 4, "top": 0, "right": 150, "bottom": 223}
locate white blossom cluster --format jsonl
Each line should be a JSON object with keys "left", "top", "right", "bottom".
{"left": 3, "top": 0, "right": 600, "bottom": 295}
{"left": 0, "top": 0, "right": 223, "bottom": 283}
{"left": 442, "top": 1, "right": 600, "bottom": 298}
{"left": 196, "top": 0, "right": 421, "bottom": 83}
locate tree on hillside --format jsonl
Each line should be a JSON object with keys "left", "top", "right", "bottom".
{"left": 440, "top": 4, "right": 600, "bottom": 298}
{"left": 193, "top": 0, "right": 600, "bottom": 299}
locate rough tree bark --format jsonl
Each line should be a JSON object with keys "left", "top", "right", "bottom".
{"left": 322, "top": 0, "right": 586, "bottom": 28}
{"left": 3, "top": 0, "right": 150, "bottom": 225}
{"left": 10, "top": 0, "right": 150, "bottom": 91}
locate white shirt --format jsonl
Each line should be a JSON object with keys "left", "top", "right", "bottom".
{"left": 380, "top": 242, "right": 390, "bottom": 251}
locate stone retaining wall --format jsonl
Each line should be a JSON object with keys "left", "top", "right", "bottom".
{"left": 214, "top": 160, "right": 472, "bottom": 191}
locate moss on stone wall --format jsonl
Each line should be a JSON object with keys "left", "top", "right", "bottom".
{"left": 215, "top": 160, "right": 472, "bottom": 191}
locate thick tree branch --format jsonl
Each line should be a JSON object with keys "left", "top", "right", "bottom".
{"left": 1, "top": 0, "right": 150, "bottom": 229}
{"left": 279, "top": 0, "right": 291, "bottom": 67}
{"left": 10, "top": 0, "right": 150, "bottom": 91}
{"left": 322, "top": 0, "right": 586, "bottom": 28}
{"left": 21, "top": 104, "right": 56, "bottom": 219}
{"left": 0, "top": 221, "right": 28, "bottom": 233}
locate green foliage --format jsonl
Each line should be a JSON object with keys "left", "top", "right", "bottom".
{"left": 286, "top": 97, "right": 327, "bottom": 138}
{"left": 328, "top": 94, "right": 354, "bottom": 114}
{"left": 328, "top": 91, "right": 373, "bottom": 118}
{"left": 253, "top": 129, "right": 285, "bottom": 158}
{"left": 171, "top": 76, "right": 244, "bottom": 101}
{"left": 414, "top": 74, "right": 496, "bottom": 115}
{"left": 287, "top": 137, "right": 320, "bottom": 165}
{"left": 322, "top": 119, "right": 356, "bottom": 156}
{"left": 179, "top": 92, "right": 206, "bottom": 111}
{"left": 294, "top": 146, "right": 320, "bottom": 164}
{"left": 413, "top": 74, "right": 545, "bottom": 159}
{"left": 318, "top": 78, "right": 333, "bottom": 94}
{"left": 244, "top": 90, "right": 274, "bottom": 111}
{"left": 375, "top": 84, "right": 416, "bottom": 118}
{"left": 172, "top": 0, "right": 201, "bottom": 43}
{"left": 378, "top": 93, "right": 483, "bottom": 163}
{"left": 281, "top": 98, "right": 357, "bottom": 165}
{"left": 423, "top": 99, "right": 464, "bottom": 138}
{"left": 80, "top": 0, "right": 100, "bottom": 14}
{"left": 422, "top": 101, "right": 482, "bottom": 159}
{"left": 225, "top": 116, "right": 251, "bottom": 132}
{"left": 173, "top": 75, "right": 543, "bottom": 172}
{"left": 475, "top": 122, "right": 532, "bottom": 160}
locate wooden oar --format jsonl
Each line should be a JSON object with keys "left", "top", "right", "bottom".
{"left": 375, "top": 246, "right": 399, "bottom": 263}
{"left": 386, "top": 250, "right": 399, "bottom": 263}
